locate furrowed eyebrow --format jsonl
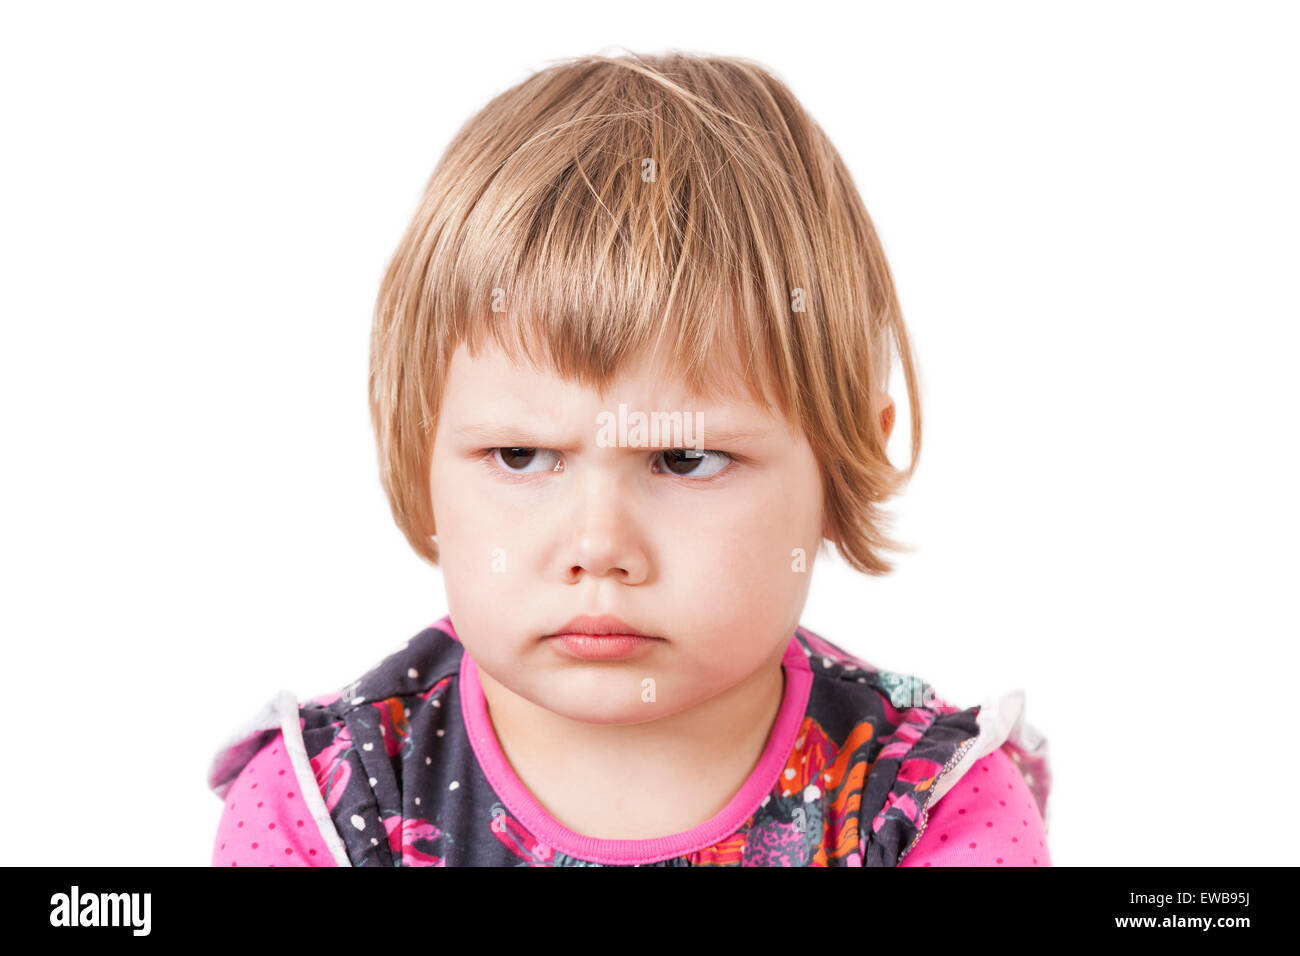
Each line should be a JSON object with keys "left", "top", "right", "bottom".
{"left": 451, "top": 422, "right": 768, "bottom": 448}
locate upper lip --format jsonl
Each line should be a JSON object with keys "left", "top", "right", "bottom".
{"left": 547, "top": 614, "right": 659, "bottom": 639}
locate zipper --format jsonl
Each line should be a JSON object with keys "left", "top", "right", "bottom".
{"left": 895, "top": 734, "right": 979, "bottom": 865}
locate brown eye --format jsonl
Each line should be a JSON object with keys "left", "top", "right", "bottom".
{"left": 657, "top": 449, "right": 731, "bottom": 478}
{"left": 498, "top": 447, "right": 535, "bottom": 469}
{"left": 492, "top": 447, "right": 560, "bottom": 474}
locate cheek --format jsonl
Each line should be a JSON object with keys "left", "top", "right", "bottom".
{"left": 671, "top": 495, "right": 816, "bottom": 618}
{"left": 709, "top": 539, "right": 810, "bottom": 621}
{"left": 431, "top": 462, "right": 500, "bottom": 600}
{"left": 431, "top": 457, "right": 501, "bottom": 547}
{"left": 698, "top": 461, "right": 820, "bottom": 605}
{"left": 703, "top": 460, "right": 822, "bottom": 560}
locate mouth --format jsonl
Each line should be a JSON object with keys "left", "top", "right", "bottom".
{"left": 543, "top": 613, "right": 662, "bottom": 641}
{"left": 544, "top": 616, "right": 663, "bottom": 662}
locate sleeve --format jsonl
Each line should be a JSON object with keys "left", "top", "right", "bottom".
{"left": 900, "top": 745, "right": 1050, "bottom": 867}
{"left": 211, "top": 730, "right": 339, "bottom": 867}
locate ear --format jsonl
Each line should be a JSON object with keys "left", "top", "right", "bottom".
{"left": 879, "top": 393, "right": 896, "bottom": 443}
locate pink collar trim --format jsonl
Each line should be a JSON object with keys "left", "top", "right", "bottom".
{"left": 456, "top": 627, "right": 813, "bottom": 865}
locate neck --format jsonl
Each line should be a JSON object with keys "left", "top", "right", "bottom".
{"left": 474, "top": 637, "right": 790, "bottom": 838}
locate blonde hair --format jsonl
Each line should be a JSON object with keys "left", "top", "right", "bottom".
{"left": 370, "top": 50, "right": 922, "bottom": 574}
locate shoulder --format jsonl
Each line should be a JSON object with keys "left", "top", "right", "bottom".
{"left": 293, "top": 619, "right": 464, "bottom": 774}
{"left": 789, "top": 623, "right": 1052, "bottom": 867}
{"left": 900, "top": 745, "right": 1051, "bottom": 867}
{"left": 207, "top": 618, "right": 464, "bottom": 866}
{"left": 301, "top": 618, "right": 465, "bottom": 725}
{"left": 792, "top": 624, "right": 954, "bottom": 713}
{"left": 791, "top": 624, "right": 984, "bottom": 763}
{"left": 207, "top": 618, "right": 464, "bottom": 777}
{"left": 211, "top": 730, "right": 339, "bottom": 866}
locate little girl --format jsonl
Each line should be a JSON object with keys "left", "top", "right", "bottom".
{"left": 208, "top": 50, "right": 1050, "bottom": 867}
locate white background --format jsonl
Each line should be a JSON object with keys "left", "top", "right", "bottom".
{"left": 2, "top": 0, "right": 1296, "bottom": 866}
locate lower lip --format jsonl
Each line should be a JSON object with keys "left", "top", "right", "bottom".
{"left": 547, "top": 633, "right": 662, "bottom": 660}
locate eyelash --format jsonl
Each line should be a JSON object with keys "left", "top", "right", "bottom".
{"left": 479, "top": 448, "right": 738, "bottom": 485}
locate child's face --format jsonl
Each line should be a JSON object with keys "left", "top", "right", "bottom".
{"left": 429, "top": 338, "right": 824, "bottom": 724}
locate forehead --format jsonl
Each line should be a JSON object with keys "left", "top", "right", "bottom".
{"left": 441, "top": 338, "right": 766, "bottom": 418}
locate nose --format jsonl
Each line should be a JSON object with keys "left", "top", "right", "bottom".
{"left": 558, "top": 473, "right": 649, "bottom": 585}
{"left": 563, "top": 528, "right": 648, "bottom": 584}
